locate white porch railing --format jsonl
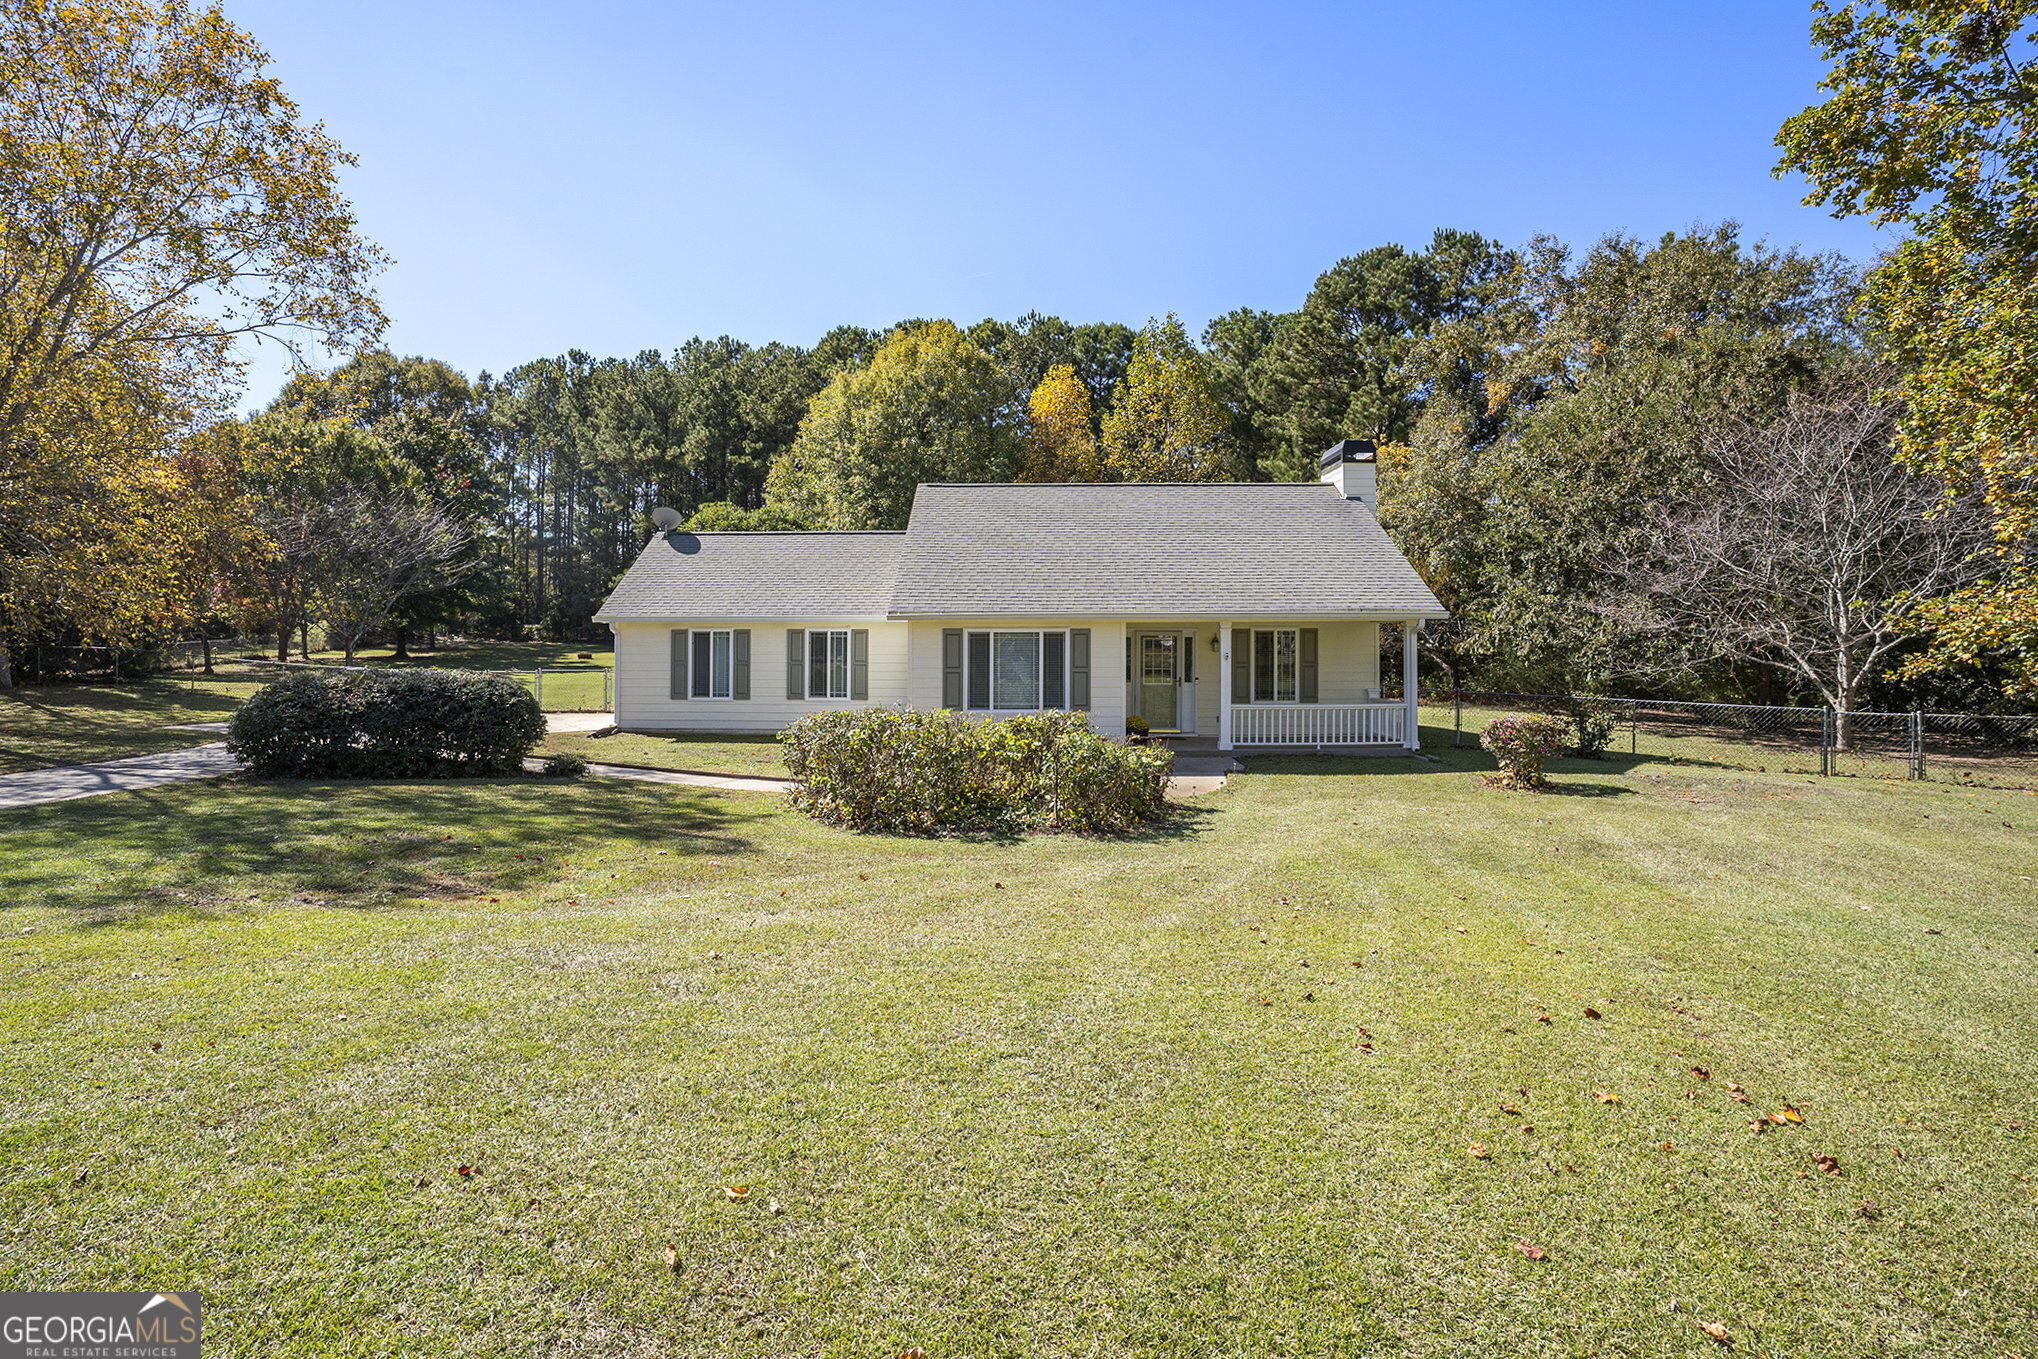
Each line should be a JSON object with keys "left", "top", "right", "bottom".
{"left": 1230, "top": 703, "right": 1406, "bottom": 747}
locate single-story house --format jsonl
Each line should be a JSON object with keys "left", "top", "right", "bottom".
{"left": 592, "top": 441, "right": 1447, "bottom": 751}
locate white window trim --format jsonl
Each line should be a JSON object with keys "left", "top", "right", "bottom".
{"left": 965, "top": 628, "right": 1070, "bottom": 713}
{"left": 1250, "top": 627, "right": 1300, "bottom": 705}
{"left": 691, "top": 628, "right": 734, "bottom": 700}
{"left": 805, "top": 628, "right": 852, "bottom": 701}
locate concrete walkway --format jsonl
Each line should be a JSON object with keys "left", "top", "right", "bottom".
{"left": 0, "top": 744, "right": 241, "bottom": 810}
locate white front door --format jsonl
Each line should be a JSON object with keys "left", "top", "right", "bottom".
{"left": 1138, "top": 633, "right": 1180, "bottom": 730}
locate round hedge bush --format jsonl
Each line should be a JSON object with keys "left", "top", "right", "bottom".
{"left": 227, "top": 668, "right": 545, "bottom": 778}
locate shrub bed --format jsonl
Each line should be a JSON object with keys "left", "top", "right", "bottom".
{"left": 779, "top": 708, "right": 1173, "bottom": 834}
{"left": 227, "top": 669, "right": 545, "bottom": 778}
{"left": 1481, "top": 713, "right": 1570, "bottom": 790}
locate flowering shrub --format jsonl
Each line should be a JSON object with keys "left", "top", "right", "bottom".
{"left": 779, "top": 708, "right": 1173, "bottom": 834}
{"left": 1480, "top": 713, "right": 1570, "bottom": 790}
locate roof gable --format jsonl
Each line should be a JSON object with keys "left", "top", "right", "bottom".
{"left": 593, "top": 531, "right": 904, "bottom": 621}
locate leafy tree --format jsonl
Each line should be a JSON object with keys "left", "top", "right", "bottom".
{"left": 0, "top": 0, "right": 384, "bottom": 685}
{"left": 1201, "top": 307, "right": 1292, "bottom": 481}
{"left": 1019, "top": 364, "right": 1102, "bottom": 482}
{"left": 1098, "top": 316, "right": 1230, "bottom": 481}
{"left": 765, "top": 322, "right": 1020, "bottom": 529}
{"left": 1777, "top": 0, "right": 2038, "bottom": 692}
{"left": 969, "top": 313, "right": 1135, "bottom": 422}
{"left": 682, "top": 501, "right": 809, "bottom": 531}
{"left": 1379, "top": 226, "right": 1858, "bottom": 691}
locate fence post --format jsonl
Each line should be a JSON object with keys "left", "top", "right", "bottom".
{"left": 1821, "top": 708, "right": 1832, "bottom": 777}
{"left": 1910, "top": 710, "right": 1924, "bottom": 781}
{"left": 1630, "top": 700, "right": 1637, "bottom": 756}
{"left": 535, "top": 667, "right": 543, "bottom": 710}
{"left": 1453, "top": 690, "right": 1462, "bottom": 748}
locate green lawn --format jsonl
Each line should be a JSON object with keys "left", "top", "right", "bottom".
{"left": 0, "top": 676, "right": 263, "bottom": 773}
{"left": 540, "top": 728, "right": 789, "bottom": 778}
{"left": 0, "top": 752, "right": 2033, "bottom": 1356}
{"left": 219, "top": 642, "right": 615, "bottom": 712}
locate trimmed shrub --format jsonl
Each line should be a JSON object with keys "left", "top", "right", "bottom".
{"left": 228, "top": 669, "right": 545, "bottom": 778}
{"left": 1565, "top": 695, "right": 1620, "bottom": 759}
{"left": 1124, "top": 714, "right": 1151, "bottom": 742}
{"left": 779, "top": 708, "right": 1173, "bottom": 834}
{"left": 1481, "top": 713, "right": 1570, "bottom": 790}
{"left": 541, "top": 751, "right": 589, "bottom": 778}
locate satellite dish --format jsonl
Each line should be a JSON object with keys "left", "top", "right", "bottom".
{"left": 650, "top": 506, "right": 684, "bottom": 531}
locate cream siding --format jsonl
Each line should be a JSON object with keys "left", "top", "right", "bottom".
{"left": 905, "top": 619, "right": 1129, "bottom": 740}
{"left": 612, "top": 619, "right": 909, "bottom": 733}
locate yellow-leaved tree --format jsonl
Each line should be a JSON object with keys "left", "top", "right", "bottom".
{"left": 1098, "top": 315, "right": 1231, "bottom": 481}
{"left": 765, "top": 321, "right": 1018, "bottom": 529}
{"left": 1020, "top": 363, "right": 1102, "bottom": 481}
{"left": 0, "top": 0, "right": 386, "bottom": 686}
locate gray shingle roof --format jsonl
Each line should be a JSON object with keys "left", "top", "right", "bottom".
{"left": 593, "top": 484, "right": 1447, "bottom": 622}
{"left": 593, "top": 531, "right": 904, "bottom": 621}
{"left": 886, "top": 483, "right": 1447, "bottom": 619}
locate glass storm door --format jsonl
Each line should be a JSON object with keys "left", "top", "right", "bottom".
{"left": 1139, "top": 633, "right": 1179, "bottom": 730}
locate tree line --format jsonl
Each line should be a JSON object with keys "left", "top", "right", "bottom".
{"left": 0, "top": 0, "right": 2031, "bottom": 722}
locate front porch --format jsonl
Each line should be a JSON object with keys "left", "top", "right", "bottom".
{"left": 1122, "top": 617, "right": 1425, "bottom": 752}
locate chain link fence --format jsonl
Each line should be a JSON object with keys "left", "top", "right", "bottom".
{"left": 1419, "top": 690, "right": 2038, "bottom": 789}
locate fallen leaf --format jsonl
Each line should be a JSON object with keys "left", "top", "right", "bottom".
{"left": 768, "top": 1197, "right": 784, "bottom": 1216}
{"left": 1774, "top": 1105, "right": 1805, "bottom": 1125}
{"left": 456, "top": 1165, "right": 472, "bottom": 1178}
{"left": 1724, "top": 1081, "right": 1743, "bottom": 1092}
{"left": 1468, "top": 1142, "right": 1490, "bottom": 1159}
{"left": 1924, "top": 927, "right": 1942, "bottom": 935}
{"left": 1748, "top": 1119, "right": 1766, "bottom": 1133}
{"left": 1855, "top": 1200, "right": 1878, "bottom": 1219}
{"left": 151, "top": 1041, "right": 162, "bottom": 1051}
{"left": 1729, "top": 1090, "right": 1751, "bottom": 1104}
{"left": 1500, "top": 1102, "right": 1521, "bottom": 1115}
{"left": 1520, "top": 1124, "right": 1535, "bottom": 1134}
{"left": 663, "top": 1243, "right": 678, "bottom": 1271}
{"left": 1662, "top": 1140, "right": 1675, "bottom": 1152}
{"left": 1500, "top": 1023, "right": 1515, "bottom": 1032}
{"left": 1302, "top": 992, "right": 1314, "bottom": 1001}
{"left": 1356, "top": 1041, "right": 1374, "bottom": 1053}
{"left": 1690, "top": 1066, "right": 1710, "bottom": 1080}
{"left": 1594, "top": 1089, "right": 1622, "bottom": 1104}
{"left": 1813, "top": 1154, "right": 1841, "bottom": 1175}
{"left": 723, "top": 1185, "right": 748, "bottom": 1200}
{"left": 1516, "top": 1238, "right": 1547, "bottom": 1260}
{"left": 1536, "top": 1014, "right": 1553, "bottom": 1025}
{"left": 897, "top": 1349, "right": 926, "bottom": 1359}
{"left": 1698, "top": 1319, "right": 1731, "bottom": 1345}
{"left": 1582, "top": 1006, "right": 1602, "bottom": 1020}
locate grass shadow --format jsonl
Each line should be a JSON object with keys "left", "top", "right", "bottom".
{"left": 0, "top": 775, "right": 766, "bottom": 921}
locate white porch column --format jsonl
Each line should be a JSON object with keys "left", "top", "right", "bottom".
{"left": 1402, "top": 618, "right": 1421, "bottom": 749}
{"left": 1218, "top": 621, "right": 1234, "bottom": 751}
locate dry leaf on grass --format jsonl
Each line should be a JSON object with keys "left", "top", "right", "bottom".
{"left": 1729, "top": 1090, "right": 1751, "bottom": 1104}
{"left": 456, "top": 1165, "right": 472, "bottom": 1178}
{"left": 1468, "top": 1142, "right": 1490, "bottom": 1159}
{"left": 1594, "top": 1089, "right": 1622, "bottom": 1104}
{"left": 897, "top": 1349, "right": 926, "bottom": 1359}
{"left": 723, "top": 1185, "right": 749, "bottom": 1201}
{"left": 1583, "top": 1006, "right": 1602, "bottom": 1020}
{"left": 1500, "top": 1103, "right": 1521, "bottom": 1115}
{"left": 1698, "top": 1319, "right": 1731, "bottom": 1345}
{"left": 1771, "top": 1106, "right": 1805, "bottom": 1126}
{"left": 1515, "top": 1238, "right": 1547, "bottom": 1260}
{"left": 663, "top": 1243, "right": 678, "bottom": 1271}
{"left": 1813, "top": 1154, "right": 1841, "bottom": 1175}
{"left": 768, "top": 1197, "right": 784, "bottom": 1215}
{"left": 1690, "top": 1066, "right": 1710, "bottom": 1080}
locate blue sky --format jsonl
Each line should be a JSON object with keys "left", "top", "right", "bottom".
{"left": 222, "top": 0, "right": 1887, "bottom": 405}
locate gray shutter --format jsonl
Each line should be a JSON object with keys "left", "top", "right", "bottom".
{"left": 942, "top": 628, "right": 963, "bottom": 708}
{"left": 732, "top": 629, "right": 750, "bottom": 700}
{"left": 1069, "top": 628, "right": 1091, "bottom": 710}
{"left": 1232, "top": 630, "right": 1251, "bottom": 704}
{"left": 670, "top": 629, "right": 688, "bottom": 700}
{"left": 1299, "top": 628, "right": 1318, "bottom": 704}
{"left": 850, "top": 629, "right": 868, "bottom": 700}
{"left": 786, "top": 629, "right": 803, "bottom": 700}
